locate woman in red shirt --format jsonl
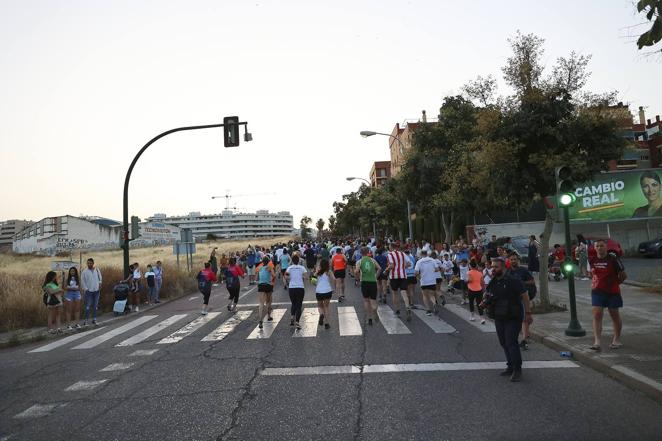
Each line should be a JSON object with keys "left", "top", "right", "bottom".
{"left": 225, "top": 257, "right": 246, "bottom": 312}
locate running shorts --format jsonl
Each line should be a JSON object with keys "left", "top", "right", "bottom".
{"left": 407, "top": 276, "right": 417, "bottom": 285}
{"left": 316, "top": 292, "right": 333, "bottom": 301}
{"left": 389, "top": 278, "right": 408, "bottom": 292}
{"left": 360, "top": 281, "right": 378, "bottom": 299}
{"left": 333, "top": 269, "right": 346, "bottom": 279}
{"left": 421, "top": 284, "right": 436, "bottom": 291}
{"left": 258, "top": 283, "right": 273, "bottom": 293}
{"left": 591, "top": 290, "right": 623, "bottom": 309}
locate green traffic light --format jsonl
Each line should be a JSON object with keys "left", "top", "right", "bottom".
{"left": 563, "top": 262, "right": 574, "bottom": 273}
{"left": 559, "top": 193, "right": 576, "bottom": 207}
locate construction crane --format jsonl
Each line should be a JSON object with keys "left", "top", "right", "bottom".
{"left": 211, "top": 190, "right": 276, "bottom": 210}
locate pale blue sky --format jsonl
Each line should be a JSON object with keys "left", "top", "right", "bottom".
{"left": 1, "top": 0, "right": 659, "bottom": 227}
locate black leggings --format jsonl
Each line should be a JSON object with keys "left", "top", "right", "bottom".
{"left": 227, "top": 286, "right": 240, "bottom": 304}
{"left": 202, "top": 288, "right": 211, "bottom": 305}
{"left": 468, "top": 289, "right": 484, "bottom": 315}
{"left": 289, "top": 288, "right": 305, "bottom": 322}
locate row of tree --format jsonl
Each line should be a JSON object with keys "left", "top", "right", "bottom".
{"left": 329, "top": 32, "right": 629, "bottom": 307}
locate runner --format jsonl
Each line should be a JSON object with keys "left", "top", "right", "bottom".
{"left": 303, "top": 243, "right": 317, "bottom": 281}
{"left": 225, "top": 257, "right": 246, "bottom": 312}
{"left": 441, "top": 254, "right": 454, "bottom": 294}
{"left": 431, "top": 251, "right": 446, "bottom": 306}
{"left": 285, "top": 254, "right": 308, "bottom": 330}
{"left": 352, "top": 245, "right": 362, "bottom": 287}
{"left": 256, "top": 256, "right": 276, "bottom": 329}
{"left": 588, "top": 239, "right": 627, "bottom": 351}
{"left": 414, "top": 250, "right": 441, "bottom": 316}
{"left": 404, "top": 249, "right": 417, "bottom": 309}
{"left": 385, "top": 242, "right": 413, "bottom": 320}
{"left": 331, "top": 247, "right": 347, "bottom": 302}
{"left": 314, "top": 259, "right": 335, "bottom": 329}
{"left": 467, "top": 261, "right": 486, "bottom": 324}
{"left": 458, "top": 258, "right": 469, "bottom": 305}
{"left": 196, "top": 262, "right": 217, "bottom": 315}
{"left": 279, "top": 249, "right": 291, "bottom": 289}
{"left": 375, "top": 248, "right": 389, "bottom": 304}
{"left": 355, "top": 246, "right": 382, "bottom": 325}
{"left": 246, "top": 246, "right": 257, "bottom": 285}
{"left": 507, "top": 253, "right": 536, "bottom": 348}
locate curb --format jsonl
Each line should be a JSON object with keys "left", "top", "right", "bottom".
{"left": 529, "top": 330, "right": 662, "bottom": 405}
{"left": 0, "top": 291, "right": 193, "bottom": 349}
{"left": 623, "top": 280, "right": 657, "bottom": 288}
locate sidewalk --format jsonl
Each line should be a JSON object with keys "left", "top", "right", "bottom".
{"left": 530, "top": 278, "right": 662, "bottom": 404}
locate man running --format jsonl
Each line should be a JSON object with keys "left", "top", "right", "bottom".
{"left": 375, "top": 248, "right": 389, "bottom": 303}
{"left": 331, "top": 247, "right": 348, "bottom": 302}
{"left": 385, "top": 242, "right": 413, "bottom": 320}
{"left": 404, "top": 249, "right": 417, "bottom": 309}
{"left": 355, "top": 246, "right": 382, "bottom": 325}
{"left": 279, "top": 249, "right": 291, "bottom": 289}
{"left": 414, "top": 250, "right": 441, "bottom": 316}
{"left": 588, "top": 239, "right": 627, "bottom": 351}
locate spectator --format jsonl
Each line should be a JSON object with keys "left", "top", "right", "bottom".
{"left": 154, "top": 261, "right": 164, "bottom": 303}
{"left": 43, "top": 271, "right": 64, "bottom": 334}
{"left": 527, "top": 235, "right": 540, "bottom": 274}
{"left": 145, "top": 265, "right": 157, "bottom": 304}
{"left": 81, "top": 258, "right": 102, "bottom": 325}
{"left": 64, "top": 267, "right": 82, "bottom": 330}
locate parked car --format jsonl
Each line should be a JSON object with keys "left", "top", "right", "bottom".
{"left": 638, "top": 237, "right": 662, "bottom": 257}
{"left": 494, "top": 236, "right": 530, "bottom": 261}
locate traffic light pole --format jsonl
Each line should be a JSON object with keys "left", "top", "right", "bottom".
{"left": 563, "top": 205, "right": 586, "bottom": 337}
{"left": 122, "top": 122, "right": 247, "bottom": 278}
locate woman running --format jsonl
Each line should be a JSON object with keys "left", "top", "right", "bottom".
{"left": 256, "top": 256, "right": 275, "bottom": 329}
{"left": 225, "top": 257, "right": 246, "bottom": 312}
{"left": 43, "top": 271, "right": 64, "bottom": 334}
{"left": 64, "top": 266, "right": 82, "bottom": 329}
{"left": 331, "top": 247, "right": 347, "bottom": 302}
{"left": 355, "top": 246, "right": 381, "bottom": 325}
{"left": 285, "top": 254, "right": 308, "bottom": 330}
{"left": 314, "top": 259, "right": 335, "bottom": 329}
{"left": 466, "top": 260, "right": 486, "bottom": 324}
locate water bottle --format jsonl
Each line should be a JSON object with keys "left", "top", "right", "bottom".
{"left": 560, "top": 351, "right": 572, "bottom": 358}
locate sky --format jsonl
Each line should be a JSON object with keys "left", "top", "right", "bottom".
{"left": 1, "top": 0, "right": 660, "bottom": 228}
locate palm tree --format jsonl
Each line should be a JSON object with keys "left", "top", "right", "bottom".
{"left": 316, "top": 218, "right": 325, "bottom": 240}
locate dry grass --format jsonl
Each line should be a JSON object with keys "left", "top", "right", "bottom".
{"left": 0, "top": 236, "right": 294, "bottom": 332}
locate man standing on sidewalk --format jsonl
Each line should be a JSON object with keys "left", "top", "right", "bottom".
{"left": 589, "top": 239, "right": 627, "bottom": 351}
{"left": 81, "top": 258, "right": 102, "bottom": 326}
{"left": 486, "top": 257, "right": 532, "bottom": 382}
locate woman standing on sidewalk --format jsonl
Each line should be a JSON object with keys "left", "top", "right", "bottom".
{"left": 285, "top": 254, "right": 308, "bottom": 330}
{"left": 314, "top": 259, "right": 335, "bottom": 329}
{"left": 64, "top": 267, "right": 82, "bottom": 330}
{"left": 256, "top": 256, "right": 276, "bottom": 330}
{"left": 43, "top": 271, "right": 64, "bottom": 334}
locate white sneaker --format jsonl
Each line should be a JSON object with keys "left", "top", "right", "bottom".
{"left": 469, "top": 316, "right": 476, "bottom": 321}
{"left": 481, "top": 318, "right": 486, "bottom": 324}
{"left": 135, "top": 306, "right": 140, "bottom": 313}
{"left": 201, "top": 309, "right": 208, "bottom": 315}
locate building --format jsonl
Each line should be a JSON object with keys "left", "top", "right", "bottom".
{"left": 389, "top": 121, "right": 419, "bottom": 177}
{"left": 147, "top": 210, "right": 293, "bottom": 240}
{"left": 0, "top": 220, "right": 32, "bottom": 250}
{"left": 12, "top": 215, "right": 122, "bottom": 255}
{"left": 369, "top": 161, "right": 391, "bottom": 187}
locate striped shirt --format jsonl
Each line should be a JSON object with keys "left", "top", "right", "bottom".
{"left": 387, "top": 250, "right": 407, "bottom": 279}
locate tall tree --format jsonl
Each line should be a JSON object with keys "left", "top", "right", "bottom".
{"left": 299, "top": 216, "right": 312, "bottom": 240}
{"left": 315, "top": 218, "right": 325, "bottom": 239}
{"left": 327, "top": 215, "right": 336, "bottom": 234}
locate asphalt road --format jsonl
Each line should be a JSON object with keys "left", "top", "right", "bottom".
{"left": 2, "top": 274, "right": 662, "bottom": 441}
{"left": 621, "top": 257, "right": 662, "bottom": 284}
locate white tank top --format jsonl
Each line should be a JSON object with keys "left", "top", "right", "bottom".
{"left": 315, "top": 272, "right": 333, "bottom": 293}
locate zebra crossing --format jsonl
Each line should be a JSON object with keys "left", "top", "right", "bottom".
{"left": 27, "top": 302, "right": 495, "bottom": 353}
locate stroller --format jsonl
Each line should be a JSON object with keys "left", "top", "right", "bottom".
{"left": 548, "top": 260, "right": 563, "bottom": 282}
{"left": 113, "top": 282, "right": 131, "bottom": 315}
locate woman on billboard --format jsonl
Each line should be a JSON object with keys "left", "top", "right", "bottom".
{"left": 633, "top": 171, "right": 662, "bottom": 218}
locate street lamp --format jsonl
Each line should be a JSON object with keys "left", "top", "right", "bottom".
{"left": 346, "top": 177, "right": 376, "bottom": 239}
{"left": 360, "top": 130, "right": 414, "bottom": 242}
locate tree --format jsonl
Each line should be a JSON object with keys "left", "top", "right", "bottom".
{"left": 462, "top": 75, "right": 498, "bottom": 107}
{"left": 327, "top": 215, "right": 336, "bottom": 234}
{"left": 502, "top": 31, "right": 545, "bottom": 96}
{"left": 299, "top": 216, "right": 312, "bottom": 240}
{"left": 636, "top": 0, "right": 662, "bottom": 53}
{"left": 315, "top": 218, "right": 325, "bottom": 239}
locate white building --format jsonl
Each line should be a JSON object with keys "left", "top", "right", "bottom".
{"left": 148, "top": 210, "right": 293, "bottom": 239}
{"left": 13, "top": 215, "right": 122, "bottom": 255}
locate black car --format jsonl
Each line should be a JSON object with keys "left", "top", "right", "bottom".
{"left": 638, "top": 237, "right": 662, "bottom": 257}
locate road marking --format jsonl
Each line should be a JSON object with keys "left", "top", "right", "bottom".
{"left": 261, "top": 360, "right": 579, "bottom": 376}
{"left": 412, "top": 309, "right": 456, "bottom": 333}
{"left": 445, "top": 304, "right": 496, "bottom": 332}
{"left": 28, "top": 326, "right": 106, "bottom": 353}
{"left": 129, "top": 349, "right": 159, "bottom": 356}
{"left": 65, "top": 379, "right": 109, "bottom": 391}
{"left": 376, "top": 305, "right": 411, "bottom": 334}
{"left": 293, "top": 308, "right": 319, "bottom": 338}
{"left": 100, "top": 362, "right": 134, "bottom": 372}
{"left": 338, "top": 306, "right": 362, "bottom": 336}
{"left": 72, "top": 316, "right": 157, "bottom": 349}
{"left": 238, "top": 286, "right": 257, "bottom": 300}
{"left": 237, "top": 300, "right": 338, "bottom": 308}
{"left": 188, "top": 296, "right": 198, "bottom": 301}
{"left": 158, "top": 312, "right": 221, "bottom": 344}
{"left": 612, "top": 365, "right": 662, "bottom": 393}
{"left": 13, "top": 403, "right": 68, "bottom": 419}
{"left": 201, "top": 311, "right": 252, "bottom": 341}
{"left": 247, "top": 308, "right": 287, "bottom": 339}
{"left": 115, "top": 314, "right": 188, "bottom": 346}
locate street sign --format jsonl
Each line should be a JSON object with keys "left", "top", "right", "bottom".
{"left": 173, "top": 242, "right": 196, "bottom": 255}
{"left": 181, "top": 229, "right": 193, "bottom": 243}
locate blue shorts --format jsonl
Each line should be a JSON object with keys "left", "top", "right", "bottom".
{"left": 591, "top": 290, "right": 623, "bottom": 309}
{"left": 65, "top": 290, "right": 81, "bottom": 301}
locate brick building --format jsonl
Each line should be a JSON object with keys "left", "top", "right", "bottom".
{"left": 369, "top": 161, "right": 391, "bottom": 187}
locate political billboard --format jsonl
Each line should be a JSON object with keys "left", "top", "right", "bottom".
{"left": 563, "top": 169, "right": 662, "bottom": 221}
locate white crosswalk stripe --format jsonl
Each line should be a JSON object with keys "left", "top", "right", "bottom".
{"left": 201, "top": 311, "right": 252, "bottom": 341}
{"left": 412, "top": 309, "right": 456, "bottom": 333}
{"left": 28, "top": 326, "right": 106, "bottom": 353}
{"left": 247, "top": 309, "right": 287, "bottom": 339}
{"left": 116, "top": 314, "right": 188, "bottom": 347}
{"left": 293, "top": 308, "right": 319, "bottom": 338}
{"left": 338, "top": 306, "right": 362, "bottom": 336}
{"left": 72, "top": 316, "right": 157, "bottom": 349}
{"left": 445, "top": 304, "right": 496, "bottom": 332}
{"left": 376, "top": 305, "right": 411, "bottom": 334}
{"left": 65, "top": 380, "right": 109, "bottom": 391}
{"left": 158, "top": 312, "right": 221, "bottom": 344}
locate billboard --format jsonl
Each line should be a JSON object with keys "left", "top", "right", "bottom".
{"left": 564, "top": 169, "right": 662, "bottom": 221}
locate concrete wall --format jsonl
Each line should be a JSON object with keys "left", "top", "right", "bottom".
{"left": 471, "top": 218, "right": 662, "bottom": 253}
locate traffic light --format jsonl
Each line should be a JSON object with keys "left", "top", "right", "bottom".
{"left": 223, "top": 116, "right": 240, "bottom": 147}
{"left": 131, "top": 216, "right": 141, "bottom": 240}
{"left": 561, "top": 257, "right": 575, "bottom": 276}
{"left": 555, "top": 166, "right": 576, "bottom": 207}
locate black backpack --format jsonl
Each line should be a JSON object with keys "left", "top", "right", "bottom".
{"left": 225, "top": 268, "right": 239, "bottom": 289}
